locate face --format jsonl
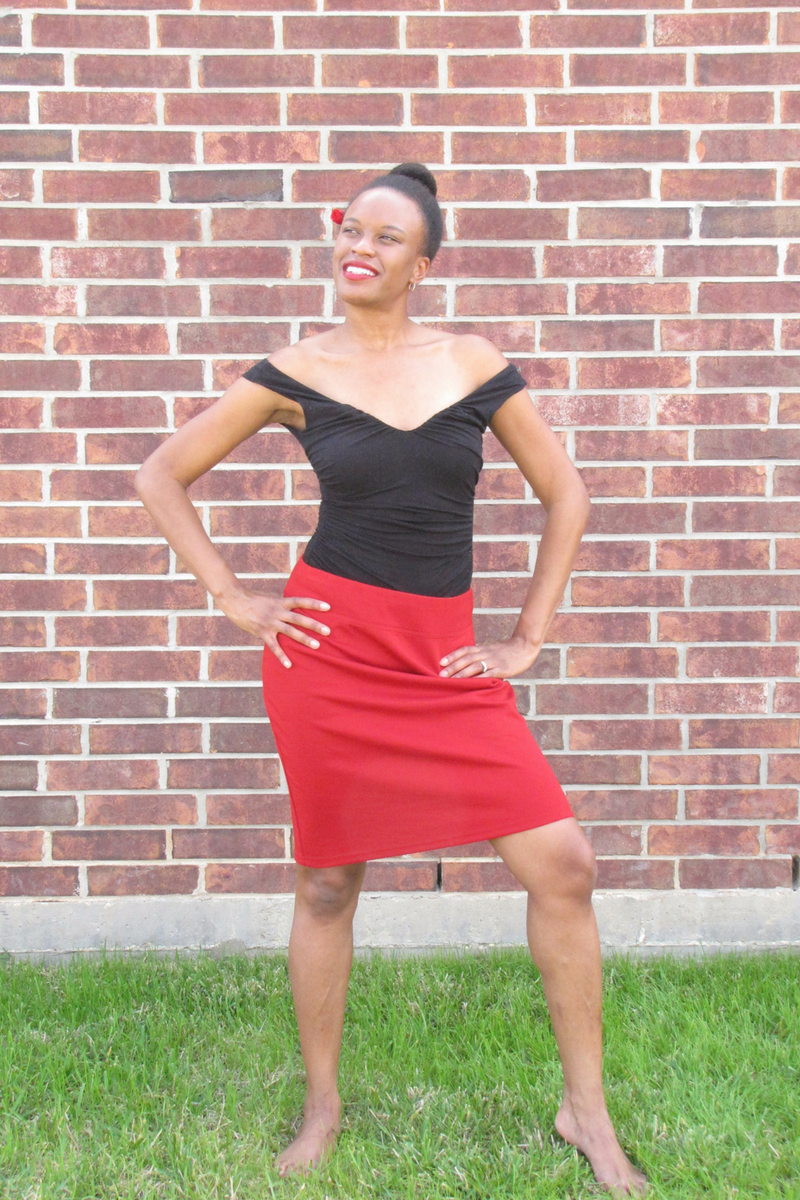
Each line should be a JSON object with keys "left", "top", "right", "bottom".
{"left": 333, "top": 187, "right": 430, "bottom": 304}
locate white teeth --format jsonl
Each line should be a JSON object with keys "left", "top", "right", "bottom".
{"left": 345, "top": 266, "right": 375, "bottom": 276}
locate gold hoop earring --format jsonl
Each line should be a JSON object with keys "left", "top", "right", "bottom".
{"left": 408, "top": 281, "right": 416, "bottom": 292}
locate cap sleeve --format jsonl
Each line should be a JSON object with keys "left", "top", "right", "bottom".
{"left": 472, "top": 363, "right": 529, "bottom": 429}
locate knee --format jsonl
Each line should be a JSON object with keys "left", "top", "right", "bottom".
{"left": 533, "top": 825, "right": 597, "bottom": 905}
{"left": 295, "top": 862, "right": 365, "bottom": 919}
{"left": 558, "top": 829, "right": 597, "bottom": 900}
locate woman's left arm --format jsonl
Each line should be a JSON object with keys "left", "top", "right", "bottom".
{"left": 439, "top": 388, "right": 591, "bottom": 679}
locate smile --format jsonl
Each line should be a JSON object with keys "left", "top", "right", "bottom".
{"left": 342, "top": 264, "right": 379, "bottom": 279}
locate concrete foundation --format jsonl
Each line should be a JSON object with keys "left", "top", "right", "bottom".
{"left": 1, "top": 889, "right": 798, "bottom": 962}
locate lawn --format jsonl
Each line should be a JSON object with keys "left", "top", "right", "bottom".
{"left": 0, "top": 946, "right": 797, "bottom": 1199}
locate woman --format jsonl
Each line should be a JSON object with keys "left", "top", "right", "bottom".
{"left": 135, "top": 163, "right": 647, "bottom": 1197}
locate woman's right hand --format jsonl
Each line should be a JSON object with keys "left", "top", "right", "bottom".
{"left": 220, "top": 587, "right": 331, "bottom": 668}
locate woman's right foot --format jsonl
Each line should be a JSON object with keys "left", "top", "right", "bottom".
{"left": 274, "top": 1096, "right": 342, "bottom": 1177}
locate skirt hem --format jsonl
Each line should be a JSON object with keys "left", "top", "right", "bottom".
{"left": 291, "top": 810, "right": 575, "bottom": 869}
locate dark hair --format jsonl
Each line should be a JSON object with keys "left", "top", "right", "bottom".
{"left": 347, "top": 163, "right": 443, "bottom": 263}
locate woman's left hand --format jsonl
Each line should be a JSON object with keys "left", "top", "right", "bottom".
{"left": 438, "top": 634, "right": 543, "bottom": 680}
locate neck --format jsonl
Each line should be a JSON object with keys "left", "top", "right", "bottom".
{"left": 334, "top": 298, "right": 420, "bottom": 353}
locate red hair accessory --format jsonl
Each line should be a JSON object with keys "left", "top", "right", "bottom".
{"left": 331, "top": 208, "right": 345, "bottom": 225}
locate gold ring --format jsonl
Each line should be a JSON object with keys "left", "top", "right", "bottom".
{"left": 479, "top": 660, "right": 487, "bottom": 673}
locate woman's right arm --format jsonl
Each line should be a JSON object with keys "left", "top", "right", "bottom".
{"left": 134, "top": 376, "right": 330, "bottom": 667}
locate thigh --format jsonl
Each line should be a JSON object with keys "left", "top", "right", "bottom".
{"left": 489, "top": 817, "right": 596, "bottom": 901}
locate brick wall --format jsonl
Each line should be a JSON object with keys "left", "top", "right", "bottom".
{"left": 1, "top": 1, "right": 799, "bottom": 913}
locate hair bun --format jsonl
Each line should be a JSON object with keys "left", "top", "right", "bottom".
{"left": 387, "top": 162, "right": 437, "bottom": 198}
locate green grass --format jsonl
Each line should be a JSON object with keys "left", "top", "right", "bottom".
{"left": 0, "top": 946, "right": 797, "bottom": 1199}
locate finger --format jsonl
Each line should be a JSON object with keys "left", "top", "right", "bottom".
{"left": 265, "top": 634, "right": 292, "bottom": 669}
{"left": 283, "top": 595, "right": 331, "bottom": 611}
{"left": 439, "top": 647, "right": 476, "bottom": 676}
{"left": 452, "top": 660, "right": 493, "bottom": 680}
{"left": 276, "top": 621, "right": 321, "bottom": 650}
{"left": 283, "top": 609, "right": 331, "bottom": 636}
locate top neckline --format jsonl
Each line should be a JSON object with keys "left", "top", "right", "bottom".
{"left": 260, "top": 358, "right": 519, "bottom": 434}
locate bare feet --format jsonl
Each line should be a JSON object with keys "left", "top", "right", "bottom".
{"left": 555, "top": 1097, "right": 648, "bottom": 1197}
{"left": 274, "top": 1094, "right": 342, "bottom": 1178}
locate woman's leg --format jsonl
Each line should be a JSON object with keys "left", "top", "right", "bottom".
{"left": 275, "top": 859, "right": 367, "bottom": 1177}
{"left": 489, "top": 817, "right": 648, "bottom": 1198}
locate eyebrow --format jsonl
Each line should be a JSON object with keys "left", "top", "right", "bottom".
{"left": 344, "top": 220, "right": 405, "bottom": 233}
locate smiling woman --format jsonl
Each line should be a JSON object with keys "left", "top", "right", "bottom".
{"left": 134, "top": 162, "right": 646, "bottom": 1196}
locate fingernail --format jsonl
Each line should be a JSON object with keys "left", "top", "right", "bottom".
{"left": 311, "top": 640, "right": 319, "bottom": 648}
{"left": 321, "top": 602, "right": 330, "bottom": 609}
{"left": 439, "top": 658, "right": 447, "bottom": 664}
{"left": 284, "top": 661, "right": 291, "bottom": 668}
{"left": 321, "top": 626, "right": 330, "bottom": 635}
{"left": 439, "top": 669, "right": 447, "bottom": 676}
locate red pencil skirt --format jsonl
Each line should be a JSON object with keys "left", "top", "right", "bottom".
{"left": 261, "top": 555, "right": 574, "bottom": 868}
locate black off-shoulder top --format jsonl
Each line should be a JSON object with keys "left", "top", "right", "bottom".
{"left": 242, "top": 356, "right": 528, "bottom": 597}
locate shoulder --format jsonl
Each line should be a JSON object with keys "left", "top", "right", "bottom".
{"left": 267, "top": 332, "right": 331, "bottom": 376}
{"left": 447, "top": 333, "right": 509, "bottom": 383}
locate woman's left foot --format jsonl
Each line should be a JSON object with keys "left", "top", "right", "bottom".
{"left": 555, "top": 1100, "right": 648, "bottom": 1197}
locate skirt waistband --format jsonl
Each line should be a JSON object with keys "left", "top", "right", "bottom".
{"left": 285, "top": 555, "right": 474, "bottom": 637}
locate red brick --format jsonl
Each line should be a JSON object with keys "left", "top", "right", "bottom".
{"left": 75, "top": 54, "right": 190, "bottom": 88}
{"left": 408, "top": 15, "right": 520, "bottom": 49}
{"left": 657, "top": 392, "right": 770, "bottom": 425}
{"left": 3, "top": 362, "right": 81, "bottom": 390}
{"left": 532, "top": 14, "right": 643, "bottom": 47}
{"left": 39, "top": 91, "right": 155, "bottom": 125}
{"left": 0, "top": 651, "right": 80, "bottom": 684}
{"left": 56, "top": 614, "right": 167, "bottom": 647}
{"left": 51, "top": 246, "right": 165, "bottom": 279}
{"left": 158, "top": 15, "right": 274, "bottom": 48}
{"left": 578, "top": 357, "right": 690, "bottom": 390}
{"left": 0, "top": 794, "right": 76, "bottom": 826}
{"left": 86, "top": 286, "right": 200, "bottom": 318}
{"left": 52, "top": 686, "right": 166, "bottom": 720}
{"left": 664, "top": 245, "right": 777, "bottom": 276}
{"left": 541, "top": 321, "right": 652, "bottom": 353}
{"left": 0, "top": 206, "right": 76, "bottom": 238}
{"left": 649, "top": 824, "right": 760, "bottom": 858}
{"left": 176, "top": 246, "right": 290, "bottom": 278}
{"left": 657, "top": 539, "right": 768, "bottom": 572}
{"left": 167, "top": 757, "right": 277, "bottom": 789}
{"left": 286, "top": 14, "right": 397, "bottom": 48}
{"left": 659, "top": 91, "right": 773, "bottom": 125}
{"left": 0, "top": 14, "right": 21, "bottom": 45}
{"left": 577, "top": 283, "right": 689, "bottom": 315}
{"left": 86, "top": 647, "right": 200, "bottom": 684}
{"left": 90, "top": 722, "right": 201, "bottom": 755}
{"left": 699, "top": 52, "right": 800, "bottom": 87}
{"left": 656, "top": 684, "right": 767, "bottom": 716}
{"left": 0, "top": 92, "right": 29, "bottom": 123}
{"left": 679, "top": 859, "right": 791, "bottom": 889}
{"left": 572, "top": 720, "right": 681, "bottom": 751}
{"left": 567, "top": 647, "right": 678, "bottom": 679}
{"left": 662, "top": 169, "right": 775, "bottom": 202}
{"left": 701, "top": 206, "right": 800, "bottom": 239}
{"left": 656, "top": 13, "right": 768, "bottom": 46}
{"left": 79, "top": 130, "right": 195, "bottom": 164}
{"left": 202, "top": 53, "right": 314, "bottom": 88}
{"left": 579, "top": 207, "right": 690, "bottom": 240}
{"left": 89, "top": 360, "right": 204, "bottom": 392}
{"left": 33, "top": 14, "right": 149, "bottom": 48}
{"left": 0, "top": 54, "right": 64, "bottom": 85}
{"left": 164, "top": 92, "right": 279, "bottom": 126}
{"left": 413, "top": 94, "right": 526, "bottom": 128}
{"left": 538, "top": 169, "right": 650, "bottom": 202}
{"left": 649, "top": 755, "right": 760, "bottom": 787}
{"left": 536, "top": 93, "right": 649, "bottom": 126}
{"left": 205, "top": 131, "right": 320, "bottom": 165}
{"left": 47, "top": 758, "right": 160, "bottom": 791}
{"left": 322, "top": 52, "right": 435, "bottom": 89}
{"left": 0, "top": 325, "right": 44, "bottom": 353}
{"left": 690, "top": 719, "right": 799, "bottom": 751}
{"left": 0, "top": 431, "right": 76, "bottom": 462}
{"left": 0, "top": 246, "right": 42, "bottom": 277}
{"left": 88, "top": 209, "right": 200, "bottom": 241}
{"left": 289, "top": 92, "right": 402, "bottom": 126}
{"left": 54, "top": 323, "right": 168, "bottom": 356}
{"left": 43, "top": 169, "right": 160, "bottom": 203}
{"left": 0, "top": 866, "right": 78, "bottom": 898}
{"left": 688, "top": 646, "right": 798, "bottom": 679}
{"left": 0, "top": 286, "right": 77, "bottom": 316}
{"left": 88, "top": 864, "right": 198, "bottom": 895}
{"left": 663, "top": 320, "right": 772, "bottom": 353}
{"left": 82, "top": 793, "right": 195, "bottom": 827}
{"left": 172, "top": 828, "right": 284, "bottom": 859}
{"left": 205, "top": 863, "right": 294, "bottom": 893}
{"left": 687, "top": 789, "right": 798, "bottom": 821}
{"left": 331, "top": 131, "right": 444, "bottom": 165}
{"left": 576, "top": 130, "right": 688, "bottom": 163}
{"left": 766, "top": 826, "right": 800, "bottom": 855}
{"left": 596, "top": 860, "right": 674, "bottom": 890}
{"left": 0, "top": 130, "right": 72, "bottom": 162}
{"left": 450, "top": 54, "right": 562, "bottom": 89}
{"left": 571, "top": 54, "right": 685, "bottom": 87}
